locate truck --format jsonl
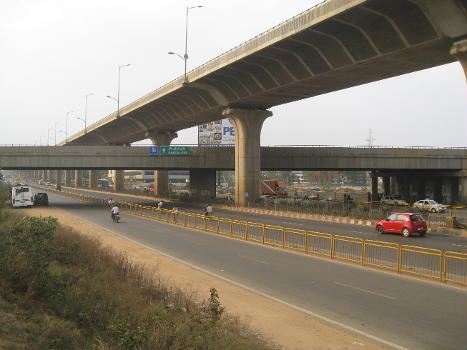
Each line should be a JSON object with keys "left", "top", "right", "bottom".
{"left": 261, "top": 180, "right": 288, "bottom": 197}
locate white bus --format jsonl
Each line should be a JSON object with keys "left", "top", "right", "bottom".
{"left": 11, "top": 184, "right": 34, "bottom": 208}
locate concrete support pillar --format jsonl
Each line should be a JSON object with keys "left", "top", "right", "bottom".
{"left": 416, "top": 177, "right": 426, "bottom": 200}
{"left": 460, "top": 176, "right": 467, "bottom": 205}
{"left": 55, "top": 170, "right": 62, "bottom": 187}
{"left": 450, "top": 177, "right": 459, "bottom": 204}
{"left": 64, "top": 170, "right": 72, "bottom": 186}
{"left": 147, "top": 131, "right": 178, "bottom": 196}
{"left": 41, "top": 170, "right": 46, "bottom": 181}
{"left": 89, "top": 170, "right": 98, "bottom": 189}
{"left": 382, "top": 176, "right": 390, "bottom": 196}
{"left": 190, "top": 169, "right": 216, "bottom": 199}
{"left": 154, "top": 170, "right": 169, "bottom": 196}
{"left": 75, "top": 170, "right": 82, "bottom": 188}
{"left": 370, "top": 173, "right": 379, "bottom": 201}
{"left": 434, "top": 177, "right": 442, "bottom": 203}
{"left": 113, "top": 170, "right": 124, "bottom": 191}
{"left": 451, "top": 39, "right": 467, "bottom": 81}
{"left": 222, "top": 108, "right": 272, "bottom": 206}
{"left": 402, "top": 176, "right": 410, "bottom": 202}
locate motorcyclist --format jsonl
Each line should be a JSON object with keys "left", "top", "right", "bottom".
{"left": 108, "top": 198, "right": 115, "bottom": 207}
{"left": 111, "top": 204, "right": 120, "bottom": 220}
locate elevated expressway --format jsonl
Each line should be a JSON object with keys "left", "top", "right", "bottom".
{"left": 3, "top": 145, "right": 466, "bottom": 203}
{"left": 58, "top": 0, "right": 466, "bottom": 204}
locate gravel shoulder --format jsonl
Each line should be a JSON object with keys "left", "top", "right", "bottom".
{"left": 21, "top": 206, "right": 387, "bottom": 350}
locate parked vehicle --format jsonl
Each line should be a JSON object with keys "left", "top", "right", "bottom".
{"left": 380, "top": 194, "right": 408, "bottom": 205}
{"left": 98, "top": 178, "right": 112, "bottom": 189}
{"left": 11, "top": 184, "right": 34, "bottom": 208}
{"left": 413, "top": 199, "right": 447, "bottom": 213}
{"left": 33, "top": 192, "right": 49, "bottom": 206}
{"left": 375, "top": 213, "right": 427, "bottom": 237}
{"left": 261, "top": 180, "right": 288, "bottom": 197}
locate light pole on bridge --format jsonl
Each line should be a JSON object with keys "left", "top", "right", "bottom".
{"left": 84, "top": 93, "right": 94, "bottom": 133}
{"left": 54, "top": 122, "right": 58, "bottom": 146}
{"left": 117, "top": 64, "right": 130, "bottom": 118}
{"left": 47, "top": 128, "right": 53, "bottom": 146}
{"left": 65, "top": 110, "right": 74, "bottom": 144}
{"left": 168, "top": 5, "right": 203, "bottom": 85}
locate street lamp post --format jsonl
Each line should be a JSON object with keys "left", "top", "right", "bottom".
{"left": 54, "top": 122, "right": 58, "bottom": 146}
{"left": 84, "top": 93, "right": 94, "bottom": 133}
{"left": 47, "top": 128, "right": 53, "bottom": 146}
{"left": 168, "top": 5, "right": 203, "bottom": 84}
{"left": 117, "top": 64, "right": 130, "bottom": 117}
{"left": 77, "top": 117, "right": 86, "bottom": 133}
{"left": 65, "top": 110, "right": 74, "bottom": 144}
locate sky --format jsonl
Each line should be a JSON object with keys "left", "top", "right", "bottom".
{"left": 0, "top": 0, "right": 465, "bottom": 148}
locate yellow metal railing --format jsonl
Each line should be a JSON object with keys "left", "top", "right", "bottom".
{"left": 264, "top": 225, "right": 284, "bottom": 247}
{"left": 364, "top": 240, "right": 399, "bottom": 272}
{"left": 443, "top": 251, "right": 467, "bottom": 285}
{"left": 306, "top": 231, "right": 332, "bottom": 257}
{"left": 332, "top": 235, "right": 364, "bottom": 264}
{"left": 400, "top": 245, "right": 443, "bottom": 281}
{"left": 37, "top": 188, "right": 467, "bottom": 287}
{"left": 284, "top": 228, "right": 306, "bottom": 251}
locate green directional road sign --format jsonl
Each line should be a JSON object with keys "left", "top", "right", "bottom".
{"left": 160, "top": 146, "right": 190, "bottom": 156}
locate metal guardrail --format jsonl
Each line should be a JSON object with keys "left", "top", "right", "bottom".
{"left": 48, "top": 188, "right": 467, "bottom": 287}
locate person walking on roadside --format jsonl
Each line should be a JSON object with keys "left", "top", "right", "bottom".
{"left": 206, "top": 203, "right": 213, "bottom": 216}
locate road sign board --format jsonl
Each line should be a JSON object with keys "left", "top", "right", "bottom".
{"left": 160, "top": 146, "right": 190, "bottom": 156}
{"left": 149, "top": 146, "right": 159, "bottom": 155}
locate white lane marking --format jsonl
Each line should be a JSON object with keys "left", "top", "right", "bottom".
{"left": 89, "top": 222, "right": 408, "bottom": 350}
{"left": 334, "top": 281, "right": 396, "bottom": 300}
{"left": 450, "top": 243, "right": 467, "bottom": 247}
{"left": 238, "top": 254, "right": 270, "bottom": 265}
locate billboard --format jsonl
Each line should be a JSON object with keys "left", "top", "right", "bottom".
{"left": 198, "top": 118, "right": 235, "bottom": 146}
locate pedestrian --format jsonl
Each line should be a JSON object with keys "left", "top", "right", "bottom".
{"left": 158, "top": 200, "right": 163, "bottom": 210}
{"left": 206, "top": 203, "right": 213, "bottom": 216}
{"left": 172, "top": 206, "right": 179, "bottom": 222}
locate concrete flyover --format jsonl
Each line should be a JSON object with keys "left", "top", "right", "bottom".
{"left": 56, "top": 0, "right": 466, "bottom": 204}
{"left": 2, "top": 145, "right": 466, "bottom": 203}
{"left": 1, "top": 146, "right": 465, "bottom": 170}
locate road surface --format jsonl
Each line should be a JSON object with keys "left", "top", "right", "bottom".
{"left": 32, "top": 190, "right": 467, "bottom": 350}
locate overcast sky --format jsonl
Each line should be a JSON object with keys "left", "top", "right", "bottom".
{"left": 1, "top": 0, "right": 465, "bottom": 148}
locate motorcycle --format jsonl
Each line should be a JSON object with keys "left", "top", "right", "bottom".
{"left": 111, "top": 213, "right": 120, "bottom": 223}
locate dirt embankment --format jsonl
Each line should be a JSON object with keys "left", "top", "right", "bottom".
{"left": 21, "top": 206, "right": 386, "bottom": 350}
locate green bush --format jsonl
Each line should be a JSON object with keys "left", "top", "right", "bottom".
{"left": 0, "top": 214, "right": 275, "bottom": 349}
{"left": 178, "top": 192, "right": 190, "bottom": 201}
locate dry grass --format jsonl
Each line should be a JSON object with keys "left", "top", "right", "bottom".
{"left": 0, "top": 191, "right": 277, "bottom": 350}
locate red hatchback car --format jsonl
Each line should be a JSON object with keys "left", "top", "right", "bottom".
{"left": 375, "top": 213, "right": 427, "bottom": 237}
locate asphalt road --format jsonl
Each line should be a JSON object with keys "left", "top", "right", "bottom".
{"left": 34, "top": 190, "right": 467, "bottom": 350}
{"left": 50, "top": 186, "right": 467, "bottom": 254}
